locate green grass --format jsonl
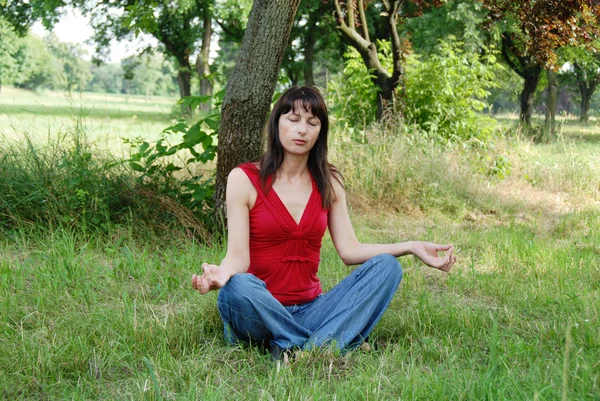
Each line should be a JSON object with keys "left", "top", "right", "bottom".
{"left": 1, "top": 90, "right": 599, "bottom": 400}
{"left": 0, "top": 87, "right": 178, "bottom": 157}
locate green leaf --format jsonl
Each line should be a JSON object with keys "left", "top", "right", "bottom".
{"left": 202, "top": 136, "right": 213, "bottom": 150}
{"left": 164, "top": 122, "right": 188, "bottom": 134}
{"left": 164, "top": 164, "right": 181, "bottom": 173}
{"left": 156, "top": 140, "right": 167, "bottom": 153}
{"left": 139, "top": 142, "right": 150, "bottom": 155}
{"left": 203, "top": 117, "right": 220, "bottom": 131}
{"left": 130, "top": 162, "right": 145, "bottom": 172}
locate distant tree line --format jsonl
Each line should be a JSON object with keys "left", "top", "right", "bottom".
{"left": 0, "top": 26, "right": 179, "bottom": 97}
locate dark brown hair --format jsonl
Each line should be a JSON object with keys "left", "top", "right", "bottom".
{"left": 259, "top": 86, "right": 342, "bottom": 209}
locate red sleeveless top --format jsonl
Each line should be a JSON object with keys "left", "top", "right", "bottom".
{"left": 238, "top": 162, "right": 329, "bottom": 306}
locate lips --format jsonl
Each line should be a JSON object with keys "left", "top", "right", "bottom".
{"left": 293, "top": 139, "right": 306, "bottom": 145}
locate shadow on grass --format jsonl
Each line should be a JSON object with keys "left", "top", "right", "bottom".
{"left": 0, "top": 104, "right": 175, "bottom": 122}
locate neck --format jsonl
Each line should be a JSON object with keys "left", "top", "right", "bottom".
{"left": 278, "top": 153, "right": 310, "bottom": 181}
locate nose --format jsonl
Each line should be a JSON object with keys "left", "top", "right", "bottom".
{"left": 297, "top": 121, "right": 308, "bottom": 135}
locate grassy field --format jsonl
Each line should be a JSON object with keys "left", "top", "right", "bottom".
{"left": 0, "top": 88, "right": 177, "bottom": 158}
{"left": 1, "top": 89, "right": 599, "bottom": 400}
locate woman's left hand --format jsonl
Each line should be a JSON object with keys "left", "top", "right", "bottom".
{"left": 411, "top": 241, "right": 456, "bottom": 272}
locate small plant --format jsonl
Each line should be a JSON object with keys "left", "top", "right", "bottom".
{"left": 124, "top": 90, "right": 225, "bottom": 233}
{"left": 487, "top": 155, "right": 512, "bottom": 180}
{"left": 327, "top": 43, "right": 385, "bottom": 133}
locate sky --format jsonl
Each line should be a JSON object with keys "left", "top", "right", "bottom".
{"left": 31, "top": 8, "right": 158, "bottom": 64}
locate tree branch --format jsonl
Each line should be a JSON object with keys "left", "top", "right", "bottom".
{"left": 333, "top": 0, "right": 372, "bottom": 53}
{"left": 501, "top": 33, "right": 526, "bottom": 79}
{"left": 357, "top": 0, "right": 369, "bottom": 41}
{"left": 388, "top": 0, "right": 403, "bottom": 84}
{"left": 348, "top": 0, "right": 356, "bottom": 30}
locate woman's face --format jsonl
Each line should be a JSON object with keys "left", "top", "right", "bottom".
{"left": 278, "top": 104, "right": 321, "bottom": 157}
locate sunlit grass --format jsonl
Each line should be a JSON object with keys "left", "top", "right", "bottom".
{"left": 0, "top": 87, "right": 178, "bottom": 157}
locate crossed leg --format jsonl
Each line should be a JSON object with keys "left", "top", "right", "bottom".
{"left": 216, "top": 254, "right": 403, "bottom": 355}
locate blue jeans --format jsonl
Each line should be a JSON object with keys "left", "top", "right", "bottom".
{"left": 217, "top": 254, "right": 403, "bottom": 351}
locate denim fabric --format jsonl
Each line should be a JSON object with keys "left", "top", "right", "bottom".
{"left": 216, "top": 254, "right": 403, "bottom": 351}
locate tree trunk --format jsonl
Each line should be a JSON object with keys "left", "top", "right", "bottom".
{"left": 574, "top": 62, "right": 599, "bottom": 124}
{"left": 581, "top": 89, "right": 592, "bottom": 124}
{"left": 177, "top": 57, "right": 192, "bottom": 99}
{"left": 376, "top": 86, "right": 395, "bottom": 122}
{"left": 545, "top": 69, "right": 558, "bottom": 139}
{"left": 176, "top": 56, "right": 192, "bottom": 115}
{"left": 196, "top": 8, "right": 213, "bottom": 112}
{"left": 520, "top": 69, "right": 541, "bottom": 126}
{"left": 214, "top": 0, "right": 302, "bottom": 219}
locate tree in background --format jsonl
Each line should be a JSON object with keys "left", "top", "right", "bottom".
{"left": 209, "top": 0, "right": 252, "bottom": 83}
{"left": 214, "top": 0, "right": 301, "bottom": 217}
{"left": 0, "top": 17, "right": 19, "bottom": 93}
{"left": 405, "top": 0, "right": 488, "bottom": 54}
{"left": 483, "top": 0, "right": 600, "bottom": 130}
{"left": 281, "top": 0, "right": 343, "bottom": 87}
{"left": 84, "top": 0, "right": 214, "bottom": 104}
{"left": 332, "top": 0, "right": 408, "bottom": 120}
{"left": 564, "top": 46, "right": 600, "bottom": 124}
{"left": 45, "top": 35, "right": 92, "bottom": 92}
{"left": 332, "top": 0, "right": 445, "bottom": 120}
{"left": 120, "top": 53, "right": 179, "bottom": 97}
{"left": 11, "top": 34, "right": 63, "bottom": 91}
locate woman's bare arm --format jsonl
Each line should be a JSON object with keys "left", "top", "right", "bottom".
{"left": 327, "top": 178, "right": 456, "bottom": 271}
{"left": 192, "top": 167, "right": 254, "bottom": 294}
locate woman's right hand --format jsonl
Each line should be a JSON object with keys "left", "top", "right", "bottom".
{"left": 191, "top": 263, "right": 231, "bottom": 294}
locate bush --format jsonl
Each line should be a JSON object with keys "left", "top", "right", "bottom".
{"left": 0, "top": 123, "right": 212, "bottom": 240}
{"left": 404, "top": 38, "right": 502, "bottom": 143}
{"left": 326, "top": 44, "right": 384, "bottom": 130}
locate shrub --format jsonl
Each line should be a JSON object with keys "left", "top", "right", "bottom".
{"left": 326, "top": 44, "right": 384, "bottom": 130}
{"left": 404, "top": 38, "right": 502, "bottom": 143}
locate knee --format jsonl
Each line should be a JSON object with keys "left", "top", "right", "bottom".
{"left": 219, "top": 273, "right": 262, "bottom": 301}
{"left": 375, "top": 254, "right": 403, "bottom": 284}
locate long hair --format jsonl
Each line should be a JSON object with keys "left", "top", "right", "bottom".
{"left": 259, "top": 86, "right": 341, "bottom": 209}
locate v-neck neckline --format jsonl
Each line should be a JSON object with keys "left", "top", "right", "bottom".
{"left": 270, "top": 178, "right": 316, "bottom": 228}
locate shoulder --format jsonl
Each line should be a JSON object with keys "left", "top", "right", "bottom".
{"left": 228, "top": 166, "right": 254, "bottom": 187}
{"left": 329, "top": 167, "right": 345, "bottom": 196}
{"left": 228, "top": 167, "right": 259, "bottom": 210}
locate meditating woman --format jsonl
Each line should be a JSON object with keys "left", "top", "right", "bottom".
{"left": 192, "top": 86, "right": 455, "bottom": 361}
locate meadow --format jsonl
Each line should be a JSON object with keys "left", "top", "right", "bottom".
{"left": 0, "top": 89, "right": 599, "bottom": 400}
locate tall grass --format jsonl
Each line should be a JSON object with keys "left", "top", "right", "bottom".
{"left": 0, "top": 124, "right": 210, "bottom": 240}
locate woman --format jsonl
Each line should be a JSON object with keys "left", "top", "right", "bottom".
{"left": 192, "top": 86, "right": 455, "bottom": 361}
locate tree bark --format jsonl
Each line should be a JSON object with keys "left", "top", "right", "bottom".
{"left": 545, "top": 69, "right": 558, "bottom": 139}
{"left": 196, "top": 7, "right": 213, "bottom": 112}
{"left": 581, "top": 89, "right": 592, "bottom": 124}
{"left": 214, "top": 0, "right": 302, "bottom": 219}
